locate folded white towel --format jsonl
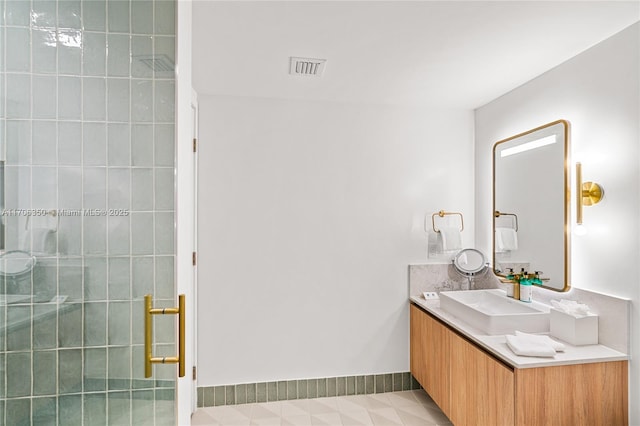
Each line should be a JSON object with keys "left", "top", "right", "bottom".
{"left": 495, "top": 227, "right": 518, "bottom": 252}
{"left": 439, "top": 226, "right": 462, "bottom": 252}
{"left": 515, "top": 331, "right": 565, "bottom": 352}
{"left": 505, "top": 334, "right": 557, "bottom": 357}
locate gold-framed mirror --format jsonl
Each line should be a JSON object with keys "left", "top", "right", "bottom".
{"left": 492, "top": 120, "right": 570, "bottom": 292}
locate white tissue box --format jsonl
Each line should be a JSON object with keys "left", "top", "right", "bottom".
{"left": 550, "top": 308, "right": 598, "bottom": 346}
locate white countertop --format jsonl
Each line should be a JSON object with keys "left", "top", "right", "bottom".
{"left": 410, "top": 295, "right": 629, "bottom": 369}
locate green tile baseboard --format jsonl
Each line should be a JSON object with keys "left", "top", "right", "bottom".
{"left": 197, "top": 372, "right": 422, "bottom": 407}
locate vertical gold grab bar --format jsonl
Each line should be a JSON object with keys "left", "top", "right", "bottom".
{"left": 144, "top": 294, "right": 186, "bottom": 378}
{"left": 144, "top": 295, "right": 153, "bottom": 378}
{"left": 178, "top": 294, "right": 185, "bottom": 378}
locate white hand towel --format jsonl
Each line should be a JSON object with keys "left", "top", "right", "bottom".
{"left": 495, "top": 227, "right": 518, "bottom": 251}
{"left": 505, "top": 334, "right": 557, "bottom": 357}
{"left": 439, "top": 226, "right": 462, "bottom": 252}
{"left": 515, "top": 331, "right": 566, "bottom": 352}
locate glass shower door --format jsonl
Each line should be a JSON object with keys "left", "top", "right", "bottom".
{"left": 0, "top": 0, "right": 178, "bottom": 424}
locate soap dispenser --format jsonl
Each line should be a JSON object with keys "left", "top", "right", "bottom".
{"left": 532, "top": 271, "right": 543, "bottom": 286}
{"left": 519, "top": 272, "right": 533, "bottom": 303}
{"left": 505, "top": 268, "right": 515, "bottom": 297}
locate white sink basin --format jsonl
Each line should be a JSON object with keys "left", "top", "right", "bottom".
{"left": 439, "top": 289, "right": 550, "bottom": 335}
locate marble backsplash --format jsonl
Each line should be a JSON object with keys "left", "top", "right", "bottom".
{"left": 408, "top": 262, "right": 502, "bottom": 295}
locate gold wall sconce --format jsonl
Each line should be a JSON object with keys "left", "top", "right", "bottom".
{"left": 576, "top": 162, "right": 604, "bottom": 225}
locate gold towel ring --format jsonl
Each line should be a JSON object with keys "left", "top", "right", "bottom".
{"left": 432, "top": 210, "right": 464, "bottom": 233}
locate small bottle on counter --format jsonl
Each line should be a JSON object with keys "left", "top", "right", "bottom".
{"left": 519, "top": 273, "right": 533, "bottom": 303}
{"left": 532, "top": 271, "right": 543, "bottom": 286}
{"left": 505, "top": 284, "right": 514, "bottom": 298}
{"left": 505, "top": 268, "right": 515, "bottom": 297}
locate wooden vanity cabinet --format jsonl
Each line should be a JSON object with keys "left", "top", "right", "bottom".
{"left": 410, "top": 302, "right": 450, "bottom": 414}
{"left": 514, "top": 362, "right": 628, "bottom": 426}
{"left": 449, "top": 331, "right": 514, "bottom": 426}
{"left": 410, "top": 303, "right": 628, "bottom": 426}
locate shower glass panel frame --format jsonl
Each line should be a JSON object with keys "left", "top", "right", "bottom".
{"left": 0, "top": 0, "right": 178, "bottom": 424}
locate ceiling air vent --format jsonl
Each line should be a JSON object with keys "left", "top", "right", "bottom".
{"left": 289, "top": 57, "right": 327, "bottom": 77}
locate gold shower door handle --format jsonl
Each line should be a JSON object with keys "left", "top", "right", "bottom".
{"left": 144, "top": 294, "right": 186, "bottom": 378}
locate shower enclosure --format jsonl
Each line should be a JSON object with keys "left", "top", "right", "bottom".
{"left": 0, "top": 0, "right": 180, "bottom": 424}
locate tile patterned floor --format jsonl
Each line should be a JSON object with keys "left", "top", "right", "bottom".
{"left": 191, "top": 390, "right": 452, "bottom": 425}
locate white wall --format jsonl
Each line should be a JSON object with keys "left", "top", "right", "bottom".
{"left": 474, "top": 23, "right": 639, "bottom": 424}
{"left": 197, "top": 95, "right": 474, "bottom": 385}
{"left": 176, "top": 0, "right": 195, "bottom": 422}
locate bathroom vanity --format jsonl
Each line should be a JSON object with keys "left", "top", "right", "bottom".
{"left": 409, "top": 298, "right": 629, "bottom": 426}
{"left": 407, "top": 118, "right": 630, "bottom": 425}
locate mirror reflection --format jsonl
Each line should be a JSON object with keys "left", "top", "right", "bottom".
{"left": 492, "top": 120, "right": 570, "bottom": 291}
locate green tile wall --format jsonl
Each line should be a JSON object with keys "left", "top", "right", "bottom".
{"left": 0, "top": 0, "right": 177, "bottom": 424}
{"left": 197, "top": 372, "right": 423, "bottom": 408}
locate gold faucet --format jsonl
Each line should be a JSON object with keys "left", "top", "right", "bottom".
{"left": 512, "top": 275, "right": 521, "bottom": 300}
{"left": 504, "top": 268, "right": 521, "bottom": 299}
